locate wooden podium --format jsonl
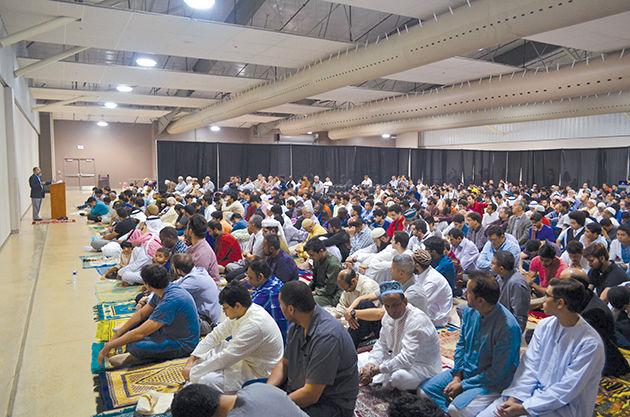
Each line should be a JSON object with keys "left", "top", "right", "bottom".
{"left": 50, "top": 182, "right": 67, "bottom": 219}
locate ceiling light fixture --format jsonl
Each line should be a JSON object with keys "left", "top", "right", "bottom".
{"left": 381, "top": 133, "right": 391, "bottom": 139}
{"left": 136, "top": 57, "right": 157, "bottom": 67}
{"left": 116, "top": 85, "right": 133, "bottom": 93}
{"left": 104, "top": 102, "right": 118, "bottom": 109}
{"left": 97, "top": 121, "right": 108, "bottom": 127}
{"left": 210, "top": 125, "right": 221, "bottom": 132}
{"left": 184, "top": 0, "right": 215, "bottom": 9}
{"left": 307, "top": 131, "right": 313, "bottom": 134}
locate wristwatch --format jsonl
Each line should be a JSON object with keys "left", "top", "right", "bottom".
{"left": 350, "top": 309, "right": 357, "bottom": 319}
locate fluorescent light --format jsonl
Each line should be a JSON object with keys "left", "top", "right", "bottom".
{"left": 210, "top": 125, "right": 221, "bottom": 132}
{"left": 136, "top": 57, "right": 157, "bottom": 67}
{"left": 116, "top": 85, "right": 133, "bottom": 92}
{"left": 307, "top": 131, "right": 313, "bottom": 134}
{"left": 184, "top": 0, "right": 215, "bottom": 9}
{"left": 97, "top": 121, "right": 108, "bottom": 127}
{"left": 381, "top": 133, "right": 391, "bottom": 139}
{"left": 104, "top": 102, "right": 118, "bottom": 109}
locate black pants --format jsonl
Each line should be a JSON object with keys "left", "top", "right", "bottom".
{"left": 303, "top": 403, "right": 354, "bottom": 417}
{"left": 348, "top": 301, "right": 381, "bottom": 348}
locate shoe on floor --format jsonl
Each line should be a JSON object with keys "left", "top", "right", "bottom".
{"left": 108, "top": 353, "right": 142, "bottom": 368}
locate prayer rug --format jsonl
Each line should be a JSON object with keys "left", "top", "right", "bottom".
{"left": 90, "top": 224, "right": 109, "bottom": 233}
{"left": 354, "top": 386, "right": 390, "bottom": 417}
{"left": 96, "top": 319, "right": 129, "bottom": 342}
{"left": 94, "top": 301, "right": 136, "bottom": 321}
{"left": 92, "top": 407, "right": 171, "bottom": 417}
{"left": 437, "top": 324, "right": 460, "bottom": 361}
{"left": 95, "top": 280, "right": 140, "bottom": 303}
{"left": 91, "top": 342, "right": 125, "bottom": 374}
{"left": 82, "top": 255, "right": 119, "bottom": 269}
{"left": 98, "top": 359, "right": 186, "bottom": 410}
{"left": 32, "top": 218, "right": 76, "bottom": 225}
{"left": 96, "top": 266, "right": 112, "bottom": 276}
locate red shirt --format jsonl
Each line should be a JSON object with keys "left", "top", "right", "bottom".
{"left": 215, "top": 233, "right": 243, "bottom": 266}
{"left": 471, "top": 201, "right": 488, "bottom": 216}
{"left": 529, "top": 256, "right": 567, "bottom": 288}
{"left": 386, "top": 216, "right": 404, "bottom": 238}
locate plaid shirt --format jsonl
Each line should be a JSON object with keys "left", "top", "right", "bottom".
{"left": 252, "top": 275, "right": 288, "bottom": 343}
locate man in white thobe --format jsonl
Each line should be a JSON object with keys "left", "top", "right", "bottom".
{"left": 412, "top": 249, "right": 453, "bottom": 328}
{"left": 358, "top": 280, "right": 441, "bottom": 391}
{"left": 182, "top": 283, "right": 283, "bottom": 393}
{"left": 478, "top": 278, "right": 605, "bottom": 417}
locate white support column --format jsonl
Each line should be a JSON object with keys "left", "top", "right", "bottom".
{"left": 3, "top": 88, "right": 21, "bottom": 233}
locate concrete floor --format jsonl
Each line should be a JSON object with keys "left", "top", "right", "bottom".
{"left": 1, "top": 189, "right": 99, "bottom": 417}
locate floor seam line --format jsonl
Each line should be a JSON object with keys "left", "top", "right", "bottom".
{"left": 6, "top": 223, "right": 50, "bottom": 417}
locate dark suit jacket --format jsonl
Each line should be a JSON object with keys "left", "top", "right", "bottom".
{"left": 29, "top": 174, "right": 45, "bottom": 198}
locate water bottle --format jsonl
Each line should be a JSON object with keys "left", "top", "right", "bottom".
{"left": 72, "top": 270, "right": 77, "bottom": 285}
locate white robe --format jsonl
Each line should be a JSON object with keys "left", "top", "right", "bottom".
{"left": 479, "top": 316, "right": 605, "bottom": 417}
{"left": 359, "top": 304, "right": 441, "bottom": 390}
{"left": 415, "top": 266, "right": 453, "bottom": 327}
{"left": 190, "top": 304, "right": 283, "bottom": 393}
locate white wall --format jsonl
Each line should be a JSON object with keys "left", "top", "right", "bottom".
{"left": 0, "top": 24, "right": 39, "bottom": 239}
{"left": 13, "top": 105, "right": 39, "bottom": 217}
{"left": 0, "top": 26, "right": 38, "bottom": 130}
{"left": 0, "top": 86, "right": 11, "bottom": 245}
{"left": 421, "top": 113, "right": 630, "bottom": 150}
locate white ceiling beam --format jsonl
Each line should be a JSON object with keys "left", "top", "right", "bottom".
{"left": 0, "top": 16, "right": 79, "bottom": 48}
{"left": 33, "top": 95, "right": 87, "bottom": 112}
{"left": 15, "top": 46, "right": 89, "bottom": 77}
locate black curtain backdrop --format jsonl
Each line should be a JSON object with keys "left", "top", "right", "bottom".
{"left": 490, "top": 151, "right": 508, "bottom": 182}
{"left": 157, "top": 141, "right": 217, "bottom": 188}
{"left": 157, "top": 141, "right": 630, "bottom": 189}
{"left": 444, "top": 150, "right": 463, "bottom": 185}
{"left": 411, "top": 149, "right": 425, "bottom": 182}
{"left": 600, "top": 147, "right": 630, "bottom": 186}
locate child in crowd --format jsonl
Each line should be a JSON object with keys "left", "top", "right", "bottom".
{"left": 104, "top": 241, "right": 133, "bottom": 280}
{"left": 135, "top": 247, "right": 171, "bottom": 308}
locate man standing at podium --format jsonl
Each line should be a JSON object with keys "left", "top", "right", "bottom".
{"left": 29, "top": 167, "right": 49, "bottom": 221}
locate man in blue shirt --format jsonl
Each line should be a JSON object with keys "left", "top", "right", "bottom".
{"left": 475, "top": 225, "right": 521, "bottom": 271}
{"left": 424, "top": 236, "right": 456, "bottom": 290}
{"left": 97, "top": 264, "right": 200, "bottom": 367}
{"left": 246, "top": 257, "right": 288, "bottom": 343}
{"left": 86, "top": 196, "right": 110, "bottom": 222}
{"left": 528, "top": 212, "right": 556, "bottom": 243}
{"left": 421, "top": 272, "right": 522, "bottom": 417}
{"left": 263, "top": 234, "right": 299, "bottom": 283}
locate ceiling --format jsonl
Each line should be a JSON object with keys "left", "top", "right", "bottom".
{"left": 1, "top": 0, "right": 630, "bottom": 129}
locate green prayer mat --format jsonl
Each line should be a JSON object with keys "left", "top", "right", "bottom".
{"left": 94, "top": 301, "right": 136, "bottom": 321}
{"left": 95, "top": 280, "right": 140, "bottom": 303}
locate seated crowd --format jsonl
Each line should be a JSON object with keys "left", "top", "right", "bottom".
{"left": 88, "top": 174, "right": 630, "bottom": 417}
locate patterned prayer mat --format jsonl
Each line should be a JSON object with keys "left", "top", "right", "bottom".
{"left": 92, "top": 407, "right": 171, "bottom": 417}
{"left": 594, "top": 348, "right": 630, "bottom": 417}
{"left": 32, "top": 218, "right": 76, "bottom": 225}
{"left": 91, "top": 342, "right": 126, "bottom": 374}
{"left": 354, "top": 386, "right": 391, "bottom": 417}
{"left": 94, "top": 301, "right": 136, "bottom": 321}
{"left": 95, "top": 280, "right": 140, "bottom": 303}
{"left": 96, "top": 319, "right": 129, "bottom": 342}
{"left": 437, "top": 324, "right": 460, "bottom": 361}
{"left": 82, "top": 255, "right": 119, "bottom": 269}
{"left": 90, "top": 224, "right": 109, "bottom": 233}
{"left": 98, "top": 359, "right": 187, "bottom": 410}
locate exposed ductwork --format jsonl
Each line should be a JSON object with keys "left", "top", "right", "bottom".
{"left": 326, "top": 91, "right": 630, "bottom": 139}
{"left": 167, "top": 0, "right": 630, "bottom": 134}
{"left": 279, "top": 53, "right": 630, "bottom": 136}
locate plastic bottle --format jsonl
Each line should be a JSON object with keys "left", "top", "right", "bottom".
{"left": 72, "top": 270, "right": 77, "bottom": 285}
